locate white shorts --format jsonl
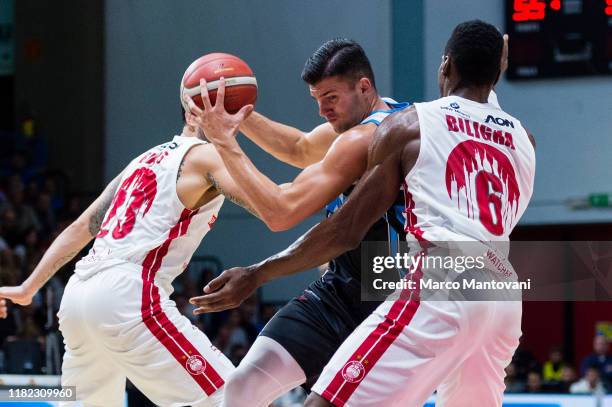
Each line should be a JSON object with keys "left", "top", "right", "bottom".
{"left": 311, "top": 297, "right": 521, "bottom": 407}
{"left": 58, "top": 268, "right": 234, "bottom": 407}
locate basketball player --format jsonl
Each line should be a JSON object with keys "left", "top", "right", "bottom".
{"left": 0, "top": 103, "right": 258, "bottom": 406}
{"left": 194, "top": 21, "right": 535, "bottom": 406}
{"left": 186, "top": 37, "right": 507, "bottom": 406}
{"left": 184, "top": 39, "right": 410, "bottom": 407}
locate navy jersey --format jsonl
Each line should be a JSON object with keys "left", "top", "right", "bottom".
{"left": 324, "top": 98, "right": 409, "bottom": 305}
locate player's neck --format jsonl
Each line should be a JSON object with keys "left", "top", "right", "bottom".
{"left": 369, "top": 95, "right": 388, "bottom": 113}
{"left": 449, "top": 85, "right": 491, "bottom": 104}
{"left": 182, "top": 125, "right": 210, "bottom": 142}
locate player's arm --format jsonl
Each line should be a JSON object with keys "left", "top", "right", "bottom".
{"left": 190, "top": 109, "right": 421, "bottom": 312}
{"left": 489, "top": 33, "right": 509, "bottom": 109}
{"left": 215, "top": 129, "right": 368, "bottom": 231}
{"left": 185, "top": 81, "right": 369, "bottom": 231}
{"left": 178, "top": 143, "right": 260, "bottom": 218}
{"left": 240, "top": 112, "right": 338, "bottom": 168}
{"left": 0, "top": 173, "right": 123, "bottom": 306}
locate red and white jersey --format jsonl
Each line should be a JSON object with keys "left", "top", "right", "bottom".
{"left": 75, "top": 134, "right": 223, "bottom": 293}
{"left": 405, "top": 96, "right": 535, "bottom": 244}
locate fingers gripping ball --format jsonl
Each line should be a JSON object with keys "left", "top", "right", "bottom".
{"left": 181, "top": 53, "right": 257, "bottom": 113}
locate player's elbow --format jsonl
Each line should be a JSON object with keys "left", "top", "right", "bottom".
{"left": 263, "top": 212, "right": 297, "bottom": 232}
{"left": 265, "top": 219, "right": 291, "bottom": 232}
{"left": 261, "top": 200, "right": 301, "bottom": 232}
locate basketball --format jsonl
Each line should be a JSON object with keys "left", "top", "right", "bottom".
{"left": 180, "top": 53, "right": 257, "bottom": 114}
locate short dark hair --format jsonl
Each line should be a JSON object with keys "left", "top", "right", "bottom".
{"left": 444, "top": 20, "right": 503, "bottom": 87}
{"left": 301, "top": 38, "right": 376, "bottom": 88}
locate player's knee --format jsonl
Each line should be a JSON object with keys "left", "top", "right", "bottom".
{"left": 304, "top": 392, "right": 334, "bottom": 407}
{"left": 223, "top": 364, "right": 269, "bottom": 407}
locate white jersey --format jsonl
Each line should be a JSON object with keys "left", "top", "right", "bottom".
{"left": 405, "top": 96, "right": 535, "bottom": 244}
{"left": 75, "top": 134, "right": 223, "bottom": 293}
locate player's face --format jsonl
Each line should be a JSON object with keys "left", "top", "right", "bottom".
{"left": 309, "top": 76, "right": 368, "bottom": 133}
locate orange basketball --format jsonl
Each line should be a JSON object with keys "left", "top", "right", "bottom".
{"left": 180, "top": 53, "right": 257, "bottom": 114}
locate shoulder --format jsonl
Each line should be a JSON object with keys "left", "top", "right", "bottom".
{"left": 182, "top": 142, "right": 222, "bottom": 171}
{"left": 327, "top": 125, "right": 373, "bottom": 155}
{"left": 373, "top": 105, "right": 420, "bottom": 146}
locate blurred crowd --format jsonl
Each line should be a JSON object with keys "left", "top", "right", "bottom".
{"left": 0, "top": 125, "right": 610, "bottom": 406}
{"left": 0, "top": 126, "right": 78, "bottom": 375}
{"left": 504, "top": 336, "right": 611, "bottom": 396}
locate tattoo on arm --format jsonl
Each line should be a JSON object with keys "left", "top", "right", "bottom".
{"left": 88, "top": 177, "right": 121, "bottom": 236}
{"left": 206, "top": 172, "right": 259, "bottom": 217}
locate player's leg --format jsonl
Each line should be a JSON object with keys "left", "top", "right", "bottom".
{"left": 222, "top": 336, "right": 306, "bottom": 407}
{"left": 116, "top": 295, "right": 235, "bottom": 406}
{"left": 74, "top": 268, "right": 233, "bottom": 406}
{"left": 224, "top": 279, "right": 363, "bottom": 407}
{"left": 309, "top": 299, "right": 474, "bottom": 407}
{"left": 58, "top": 275, "right": 126, "bottom": 407}
{"left": 435, "top": 301, "right": 522, "bottom": 407}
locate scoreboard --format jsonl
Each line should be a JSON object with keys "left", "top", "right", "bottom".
{"left": 505, "top": 0, "right": 612, "bottom": 79}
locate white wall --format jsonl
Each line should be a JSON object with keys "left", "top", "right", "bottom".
{"left": 104, "top": 0, "right": 393, "bottom": 300}
{"left": 423, "top": 0, "right": 612, "bottom": 224}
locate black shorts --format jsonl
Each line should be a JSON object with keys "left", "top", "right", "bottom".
{"left": 259, "top": 272, "right": 381, "bottom": 390}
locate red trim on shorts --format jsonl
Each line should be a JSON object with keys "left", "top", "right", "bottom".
{"left": 320, "top": 251, "right": 425, "bottom": 406}
{"left": 141, "top": 208, "right": 224, "bottom": 396}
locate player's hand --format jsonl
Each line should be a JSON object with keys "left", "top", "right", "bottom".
{"left": 189, "top": 266, "right": 260, "bottom": 314}
{"left": 500, "top": 34, "right": 509, "bottom": 75}
{"left": 184, "top": 78, "right": 254, "bottom": 146}
{"left": 0, "top": 300, "right": 7, "bottom": 319}
{"left": 0, "top": 285, "right": 35, "bottom": 307}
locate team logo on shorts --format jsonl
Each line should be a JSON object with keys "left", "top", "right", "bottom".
{"left": 450, "top": 102, "right": 460, "bottom": 109}
{"left": 186, "top": 355, "right": 207, "bottom": 375}
{"left": 342, "top": 360, "right": 366, "bottom": 383}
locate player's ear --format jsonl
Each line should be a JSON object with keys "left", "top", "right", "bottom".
{"left": 441, "top": 55, "right": 451, "bottom": 78}
{"left": 358, "top": 77, "right": 372, "bottom": 94}
{"left": 184, "top": 111, "right": 197, "bottom": 130}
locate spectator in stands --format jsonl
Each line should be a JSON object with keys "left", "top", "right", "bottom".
{"left": 34, "top": 192, "right": 56, "bottom": 237}
{"left": 222, "top": 310, "right": 250, "bottom": 355}
{"left": 0, "top": 249, "right": 21, "bottom": 287}
{"left": 7, "top": 177, "right": 41, "bottom": 238}
{"left": 0, "top": 223, "right": 9, "bottom": 253}
{"left": 1, "top": 207, "right": 23, "bottom": 248}
{"left": 238, "top": 294, "right": 259, "bottom": 344}
{"left": 256, "top": 303, "right": 278, "bottom": 332}
{"left": 41, "top": 176, "right": 64, "bottom": 212}
{"left": 228, "top": 343, "right": 248, "bottom": 366}
{"left": 504, "top": 362, "right": 526, "bottom": 393}
{"left": 570, "top": 365, "right": 607, "bottom": 395}
{"left": 543, "top": 364, "right": 578, "bottom": 394}
{"left": 512, "top": 339, "right": 541, "bottom": 381}
{"left": 525, "top": 371, "right": 543, "bottom": 393}
{"left": 14, "top": 228, "right": 43, "bottom": 269}
{"left": 580, "top": 334, "right": 612, "bottom": 389}
{"left": 543, "top": 346, "right": 565, "bottom": 382}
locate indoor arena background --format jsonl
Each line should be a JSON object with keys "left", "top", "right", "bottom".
{"left": 0, "top": 0, "right": 610, "bottom": 406}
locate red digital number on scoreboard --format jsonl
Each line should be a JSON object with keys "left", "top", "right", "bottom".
{"left": 606, "top": 0, "right": 612, "bottom": 16}
{"left": 550, "top": 0, "right": 561, "bottom": 11}
{"left": 512, "top": 0, "right": 546, "bottom": 21}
